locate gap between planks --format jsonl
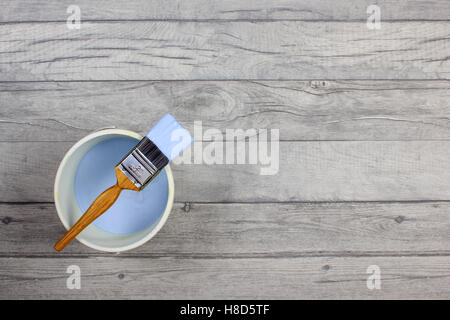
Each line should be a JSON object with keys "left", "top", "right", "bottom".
{"left": 1, "top": 251, "right": 449, "bottom": 259}
{"left": 3, "top": 200, "right": 450, "bottom": 205}
{"left": 2, "top": 19, "right": 450, "bottom": 24}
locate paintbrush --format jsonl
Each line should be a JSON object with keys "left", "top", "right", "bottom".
{"left": 54, "top": 114, "right": 192, "bottom": 251}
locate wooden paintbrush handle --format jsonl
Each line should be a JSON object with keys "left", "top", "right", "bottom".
{"left": 54, "top": 184, "right": 123, "bottom": 251}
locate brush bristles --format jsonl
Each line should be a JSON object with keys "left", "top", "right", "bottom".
{"left": 136, "top": 137, "right": 169, "bottom": 171}
{"left": 116, "top": 137, "right": 169, "bottom": 190}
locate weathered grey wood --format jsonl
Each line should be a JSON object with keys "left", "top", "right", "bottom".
{"left": 1, "top": 21, "right": 449, "bottom": 81}
{"left": 1, "top": 202, "right": 449, "bottom": 256}
{"left": 1, "top": 80, "right": 449, "bottom": 142}
{"left": 1, "top": 256, "right": 448, "bottom": 299}
{"left": 1, "top": 141, "right": 449, "bottom": 202}
{"left": 2, "top": 0, "right": 450, "bottom": 22}
{"left": 1, "top": 0, "right": 449, "bottom": 301}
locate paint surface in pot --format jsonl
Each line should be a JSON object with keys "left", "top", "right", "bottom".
{"left": 74, "top": 136, "right": 169, "bottom": 234}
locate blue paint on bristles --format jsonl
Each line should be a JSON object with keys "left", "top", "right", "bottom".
{"left": 146, "top": 113, "right": 193, "bottom": 162}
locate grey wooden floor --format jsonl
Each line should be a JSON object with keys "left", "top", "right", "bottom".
{"left": 0, "top": 0, "right": 449, "bottom": 299}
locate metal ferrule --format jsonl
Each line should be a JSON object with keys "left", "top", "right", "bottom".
{"left": 117, "top": 137, "right": 168, "bottom": 190}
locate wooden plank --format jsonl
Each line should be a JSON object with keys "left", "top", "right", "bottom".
{"left": 0, "top": 256, "right": 448, "bottom": 299}
{"left": 1, "top": 202, "right": 449, "bottom": 256}
{"left": 1, "top": 21, "right": 449, "bottom": 81}
{"left": 1, "top": 141, "right": 449, "bottom": 202}
{"left": 2, "top": 0, "right": 450, "bottom": 22}
{"left": 1, "top": 80, "right": 449, "bottom": 142}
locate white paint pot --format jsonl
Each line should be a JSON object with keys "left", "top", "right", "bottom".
{"left": 54, "top": 129, "right": 174, "bottom": 252}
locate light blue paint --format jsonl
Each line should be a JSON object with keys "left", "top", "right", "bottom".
{"left": 147, "top": 113, "right": 193, "bottom": 161}
{"left": 74, "top": 136, "right": 169, "bottom": 234}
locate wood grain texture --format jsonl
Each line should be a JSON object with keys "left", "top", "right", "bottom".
{"left": 1, "top": 0, "right": 449, "bottom": 300}
{"left": 0, "top": 80, "right": 449, "bottom": 142}
{"left": 1, "top": 141, "right": 449, "bottom": 202}
{"left": 2, "top": 0, "right": 450, "bottom": 22}
{"left": 0, "top": 256, "right": 448, "bottom": 299}
{"left": 1, "top": 202, "right": 449, "bottom": 256}
{"left": 1, "top": 21, "right": 449, "bottom": 81}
